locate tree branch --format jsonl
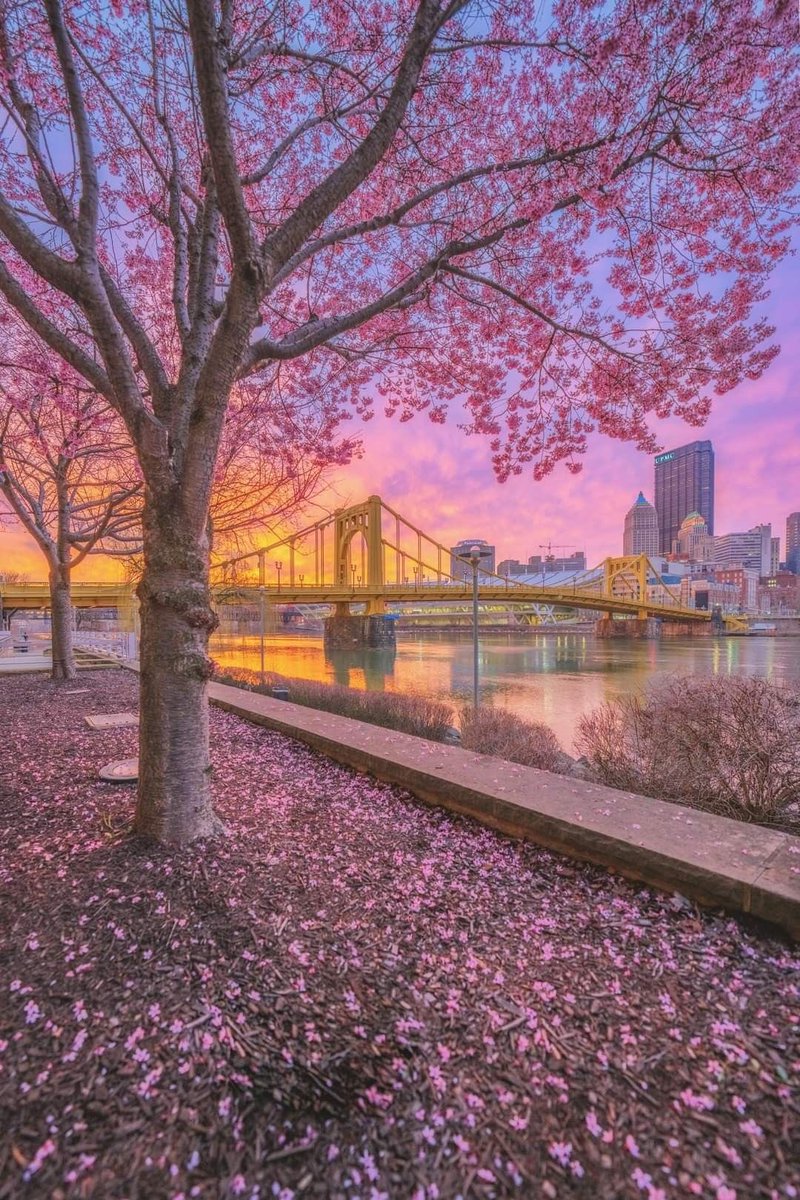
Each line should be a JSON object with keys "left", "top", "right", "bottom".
{"left": 271, "top": 137, "right": 616, "bottom": 288}
{"left": 245, "top": 220, "right": 524, "bottom": 369}
{"left": 43, "top": 0, "right": 99, "bottom": 252}
{"left": 0, "top": 264, "right": 112, "bottom": 398}
{"left": 186, "top": 0, "right": 258, "bottom": 269}
{"left": 265, "top": 0, "right": 468, "bottom": 272}
{"left": 442, "top": 265, "right": 637, "bottom": 361}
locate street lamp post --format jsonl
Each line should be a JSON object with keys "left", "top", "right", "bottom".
{"left": 259, "top": 586, "right": 266, "bottom": 678}
{"left": 275, "top": 561, "right": 282, "bottom": 591}
{"left": 468, "top": 544, "right": 492, "bottom": 708}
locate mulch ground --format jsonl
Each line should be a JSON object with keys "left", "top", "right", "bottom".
{"left": 0, "top": 670, "right": 798, "bottom": 1200}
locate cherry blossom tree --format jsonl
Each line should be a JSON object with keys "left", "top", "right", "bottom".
{"left": 0, "top": 369, "right": 141, "bottom": 679}
{"left": 0, "top": 0, "right": 796, "bottom": 842}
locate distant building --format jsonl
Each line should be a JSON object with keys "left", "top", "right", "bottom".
{"left": 623, "top": 492, "right": 659, "bottom": 557}
{"left": 527, "top": 551, "right": 587, "bottom": 575}
{"left": 787, "top": 512, "right": 800, "bottom": 574}
{"left": 672, "top": 511, "right": 714, "bottom": 563}
{"left": 715, "top": 566, "right": 760, "bottom": 612}
{"left": 654, "top": 440, "right": 715, "bottom": 553}
{"left": 771, "top": 536, "right": 780, "bottom": 576}
{"left": 449, "top": 539, "right": 496, "bottom": 581}
{"left": 714, "top": 524, "right": 771, "bottom": 575}
{"left": 497, "top": 559, "right": 526, "bottom": 577}
{"left": 758, "top": 571, "right": 800, "bottom": 615}
{"left": 680, "top": 576, "right": 741, "bottom": 613}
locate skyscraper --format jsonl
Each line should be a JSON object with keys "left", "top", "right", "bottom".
{"left": 674, "top": 512, "right": 714, "bottom": 562}
{"left": 654, "top": 440, "right": 714, "bottom": 554}
{"left": 787, "top": 512, "right": 800, "bottom": 574}
{"left": 623, "top": 492, "right": 659, "bottom": 557}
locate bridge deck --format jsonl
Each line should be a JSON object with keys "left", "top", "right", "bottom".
{"left": 0, "top": 583, "right": 132, "bottom": 610}
{"left": 221, "top": 584, "right": 710, "bottom": 621}
{"left": 2, "top": 580, "right": 710, "bottom": 621}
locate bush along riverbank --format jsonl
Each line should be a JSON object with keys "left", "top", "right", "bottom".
{"left": 576, "top": 676, "right": 800, "bottom": 835}
{"left": 214, "top": 666, "right": 800, "bottom": 834}
{"left": 213, "top": 665, "right": 456, "bottom": 741}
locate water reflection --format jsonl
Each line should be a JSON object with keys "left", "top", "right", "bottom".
{"left": 210, "top": 628, "right": 800, "bottom": 752}
{"left": 326, "top": 648, "right": 397, "bottom": 691}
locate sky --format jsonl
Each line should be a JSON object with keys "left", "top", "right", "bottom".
{"left": 1, "top": 249, "right": 798, "bottom": 582}
{"left": 313, "top": 246, "right": 800, "bottom": 569}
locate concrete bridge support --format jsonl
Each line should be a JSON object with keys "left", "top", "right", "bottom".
{"left": 660, "top": 620, "right": 713, "bottom": 638}
{"left": 323, "top": 613, "right": 397, "bottom": 650}
{"left": 595, "top": 616, "right": 713, "bottom": 638}
{"left": 595, "top": 617, "right": 661, "bottom": 639}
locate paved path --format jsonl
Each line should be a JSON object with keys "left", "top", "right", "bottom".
{"left": 209, "top": 679, "right": 800, "bottom": 939}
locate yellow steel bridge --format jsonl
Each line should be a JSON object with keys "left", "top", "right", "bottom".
{"left": 215, "top": 495, "right": 713, "bottom": 625}
{"left": 0, "top": 581, "right": 133, "bottom": 613}
{"left": 0, "top": 496, "right": 735, "bottom": 626}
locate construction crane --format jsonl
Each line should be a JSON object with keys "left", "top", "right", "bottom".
{"left": 539, "top": 541, "right": 576, "bottom": 564}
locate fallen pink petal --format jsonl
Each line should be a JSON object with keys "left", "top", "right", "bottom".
{"left": 3, "top": 671, "right": 797, "bottom": 1197}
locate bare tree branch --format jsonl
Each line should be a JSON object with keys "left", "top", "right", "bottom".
{"left": 43, "top": 0, "right": 99, "bottom": 252}
{"left": 186, "top": 0, "right": 258, "bottom": 269}
{"left": 265, "top": 0, "right": 469, "bottom": 272}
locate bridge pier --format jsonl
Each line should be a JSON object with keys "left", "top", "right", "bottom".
{"left": 660, "top": 620, "right": 712, "bottom": 637}
{"left": 324, "top": 613, "right": 396, "bottom": 650}
{"left": 595, "top": 617, "right": 661, "bottom": 639}
{"left": 595, "top": 616, "right": 712, "bottom": 638}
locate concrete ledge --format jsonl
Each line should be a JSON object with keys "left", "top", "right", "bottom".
{"left": 0, "top": 654, "right": 52, "bottom": 675}
{"left": 209, "top": 680, "right": 800, "bottom": 941}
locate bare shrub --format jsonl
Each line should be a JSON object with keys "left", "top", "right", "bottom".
{"left": 213, "top": 665, "right": 454, "bottom": 742}
{"left": 576, "top": 675, "right": 800, "bottom": 831}
{"left": 459, "top": 705, "right": 565, "bottom": 773}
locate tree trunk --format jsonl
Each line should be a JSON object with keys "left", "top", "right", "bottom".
{"left": 49, "top": 565, "right": 76, "bottom": 681}
{"left": 134, "top": 495, "right": 225, "bottom": 844}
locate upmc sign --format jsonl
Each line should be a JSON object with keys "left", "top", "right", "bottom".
{"left": 655, "top": 452, "right": 675, "bottom": 464}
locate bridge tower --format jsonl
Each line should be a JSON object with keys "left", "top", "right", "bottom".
{"left": 603, "top": 555, "right": 650, "bottom": 620}
{"left": 326, "top": 495, "right": 394, "bottom": 649}
{"left": 596, "top": 554, "right": 659, "bottom": 637}
{"left": 334, "top": 495, "right": 385, "bottom": 599}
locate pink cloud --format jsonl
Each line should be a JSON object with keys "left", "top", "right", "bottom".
{"left": 325, "top": 251, "right": 800, "bottom": 567}
{"left": 2, "top": 254, "right": 797, "bottom": 577}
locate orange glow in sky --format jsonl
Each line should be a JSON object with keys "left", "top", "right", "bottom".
{"left": 2, "top": 254, "right": 797, "bottom": 581}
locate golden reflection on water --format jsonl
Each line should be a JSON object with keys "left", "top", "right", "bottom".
{"left": 210, "top": 629, "right": 798, "bottom": 752}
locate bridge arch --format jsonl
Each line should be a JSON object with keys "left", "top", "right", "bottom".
{"left": 334, "top": 496, "right": 384, "bottom": 589}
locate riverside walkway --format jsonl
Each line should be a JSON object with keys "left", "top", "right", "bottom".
{"left": 3, "top": 652, "right": 798, "bottom": 935}
{"left": 209, "top": 679, "right": 800, "bottom": 939}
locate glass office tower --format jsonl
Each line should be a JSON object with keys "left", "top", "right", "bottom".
{"left": 654, "top": 440, "right": 714, "bottom": 554}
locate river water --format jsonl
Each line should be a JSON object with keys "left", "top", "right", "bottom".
{"left": 211, "top": 628, "right": 800, "bottom": 751}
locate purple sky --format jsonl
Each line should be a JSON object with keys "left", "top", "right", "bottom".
{"left": 2, "top": 249, "right": 797, "bottom": 581}
{"left": 321, "top": 247, "right": 799, "bottom": 568}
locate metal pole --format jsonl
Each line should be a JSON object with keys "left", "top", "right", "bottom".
{"left": 259, "top": 587, "right": 266, "bottom": 679}
{"left": 471, "top": 547, "right": 480, "bottom": 708}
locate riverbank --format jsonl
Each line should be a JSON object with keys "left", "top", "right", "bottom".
{"left": 1, "top": 670, "right": 799, "bottom": 1199}
{"left": 211, "top": 629, "right": 800, "bottom": 753}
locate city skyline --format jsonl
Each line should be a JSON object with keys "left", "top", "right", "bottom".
{"left": 285, "top": 246, "right": 800, "bottom": 573}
